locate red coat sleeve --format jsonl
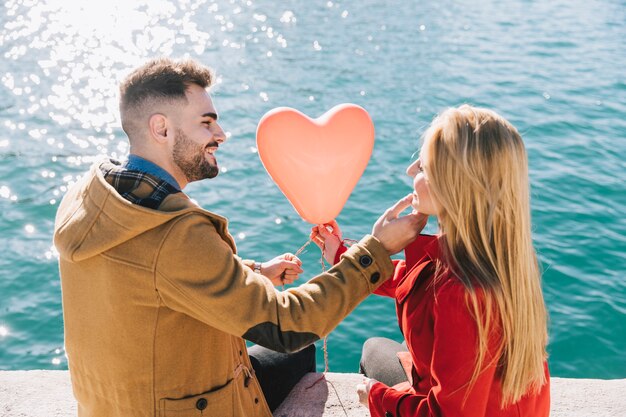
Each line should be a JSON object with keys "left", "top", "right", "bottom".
{"left": 373, "top": 259, "right": 407, "bottom": 298}
{"left": 333, "top": 244, "right": 349, "bottom": 265}
{"left": 368, "top": 282, "right": 500, "bottom": 417}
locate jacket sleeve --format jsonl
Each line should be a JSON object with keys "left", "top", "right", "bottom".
{"left": 368, "top": 282, "right": 500, "bottom": 417}
{"left": 154, "top": 213, "right": 394, "bottom": 353}
{"left": 235, "top": 256, "right": 256, "bottom": 271}
{"left": 335, "top": 243, "right": 406, "bottom": 298}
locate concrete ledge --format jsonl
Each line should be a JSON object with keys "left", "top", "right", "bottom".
{"left": 1, "top": 371, "right": 625, "bottom": 416}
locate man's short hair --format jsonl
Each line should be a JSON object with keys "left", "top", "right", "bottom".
{"left": 119, "top": 57, "right": 214, "bottom": 139}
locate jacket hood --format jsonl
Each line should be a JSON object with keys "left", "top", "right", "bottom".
{"left": 53, "top": 159, "right": 228, "bottom": 262}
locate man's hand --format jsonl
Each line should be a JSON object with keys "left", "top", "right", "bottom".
{"left": 356, "top": 376, "right": 377, "bottom": 408}
{"left": 310, "top": 220, "right": 343, "bottom": 265}
{"left": 261, "top": 253, "right": 303, "bottom": 286}
{"left": 372, "top": 194, "right": 429, "bottom": 255}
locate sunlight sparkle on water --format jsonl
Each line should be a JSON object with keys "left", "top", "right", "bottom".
{"left": 0, "top": 0, "right": 236, "bottom": 154}
{"left": 0, "top": 186, "right": 11, "bottom": 199}
{"left": 45, "top": 245, "right": 60, "bottom": 260}
{"left": 280, "top": 11, "right": 296, "bottom": 24}
{"left": 0, "top": 326, "right": 8, "bottom": 337}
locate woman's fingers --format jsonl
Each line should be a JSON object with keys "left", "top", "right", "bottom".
{"left": 310, "top": 228, "right": 324, "bottom": 247}
{"left": 318, "top": 225, "right": 336, "bottom": 239}
{"left": 325, "top": 220, "right": 342, "bottom": 237}
{"left": 385, "top": 194, "right": 414, "bottom": 220}
{"left": 372, "top": 195, "right": 428, "bottom": 255}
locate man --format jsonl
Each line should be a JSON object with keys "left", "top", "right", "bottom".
{"left": 54, "top": 57, "right": 423, "bottom": 417}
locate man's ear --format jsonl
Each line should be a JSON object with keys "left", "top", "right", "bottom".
{"left": 148, "top": 114, "right": 169, "bottom": 144}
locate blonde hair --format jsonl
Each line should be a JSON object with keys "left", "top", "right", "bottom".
{"left": 421, "top": 105, "right": 548, "bottom": 407}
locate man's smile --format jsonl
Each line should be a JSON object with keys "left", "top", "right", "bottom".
{"left": 205, "top": 142, "right": 219, "bottom": 155}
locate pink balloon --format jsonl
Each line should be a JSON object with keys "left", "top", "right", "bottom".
{"left": 256, "top": 103, "right": 375, "bottom": 224}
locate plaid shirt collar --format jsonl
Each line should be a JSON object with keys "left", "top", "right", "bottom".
{"left": 100, "top": 159, "right": 181, "bottom": 210}
{"left": 124, "top": 154, "right": 181, "bottom": 191}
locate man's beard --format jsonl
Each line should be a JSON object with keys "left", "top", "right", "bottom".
{"left": 172, "top": 128, "right": 219, "bottom": 182}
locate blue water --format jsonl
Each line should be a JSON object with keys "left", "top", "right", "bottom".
{"left": 0, "top": 0, "right": 625, "bottom": 379}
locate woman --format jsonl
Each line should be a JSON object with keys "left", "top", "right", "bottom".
{"left": 312, "top": 105, "right": 550, "bottom": 416}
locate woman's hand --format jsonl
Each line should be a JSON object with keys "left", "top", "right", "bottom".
{"left": 261, "top": 253, "right": 303, "bottom": 286}
{"left": 356, "top": 376, "right": 377, "bottom": 408}
{"left": 372, "top": 194, "right": 429, "bottom": 255}
{"left": 310, "top": 220, "right": 343, "bottom": 264}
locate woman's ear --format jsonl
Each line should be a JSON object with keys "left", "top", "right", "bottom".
{"left": 148, "top": 114, "right": 168, "bottom": 144}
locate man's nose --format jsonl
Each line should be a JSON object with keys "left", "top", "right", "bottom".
{"left": 214, "top": 123, "right": 227, "bottom": 143}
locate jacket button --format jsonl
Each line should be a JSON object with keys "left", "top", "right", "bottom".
{"left": 254, "top": 397, "right": 259, "bottom": 404}
{"left": 359, "top": 255, "right": 373, "bottom": 267}
{"left": 196, "top": 398, "right": 208, "bottom": 410}
{"left": 370, "top": 272, "right": 380, "bottom": 284}
{"left": 385, "top": 412, "right": 393, "bottom": 417}
{"left": 239, "top": 350, "right": 243, "bottom": 356}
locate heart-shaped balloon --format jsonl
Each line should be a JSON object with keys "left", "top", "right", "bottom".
{"left": 257, "top": 103, "right": 375, "bottom": 224}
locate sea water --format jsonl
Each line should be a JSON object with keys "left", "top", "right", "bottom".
{"left": 0, "top": 0, "right": 625, "bottom": 378}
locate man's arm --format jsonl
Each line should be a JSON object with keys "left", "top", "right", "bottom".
{"left": 155, "top": 213, "right": 393, "bottom": 352}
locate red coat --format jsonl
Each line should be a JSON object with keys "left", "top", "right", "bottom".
{"left": 336, "top": 235, "right": 550, "bottom": 417}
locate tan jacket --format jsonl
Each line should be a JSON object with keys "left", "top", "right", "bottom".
{"left": 54, "top": 161, "right": 394, "bottom": 417}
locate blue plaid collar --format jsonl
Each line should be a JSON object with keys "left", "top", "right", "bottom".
{"left": 124, "top": 154, "right": 181, "bottom": 191}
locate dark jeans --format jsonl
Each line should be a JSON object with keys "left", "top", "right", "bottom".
{"left": 248, "top": 343, "right": 316, "bottom": 411}
{"left": 359, "top": 337, "right": 409, "bottom": 387}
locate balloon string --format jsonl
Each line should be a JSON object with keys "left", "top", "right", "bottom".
{"left": 300, "top": 238, "right": 332, "bottom": 390}
{"left": 342, "top": 238, "right": 358, "bottom": 247}
{"left": 285, "top": 236, "right": 350, "bottom": 417}
{"left": 286, "top": 239, "right": 330, "bottom": 374}
{"left": 303, "top": 240, "right": 350, "bottom": 417}
{"left": 284, "top": 237, "right": 332, "bottom": 388}
{"left": 294, "top": 239, "right": 313, "bottom": 257}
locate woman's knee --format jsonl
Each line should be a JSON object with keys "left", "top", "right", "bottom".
{"left": 359, "top": 337, "right": 409, "bottom": 386}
